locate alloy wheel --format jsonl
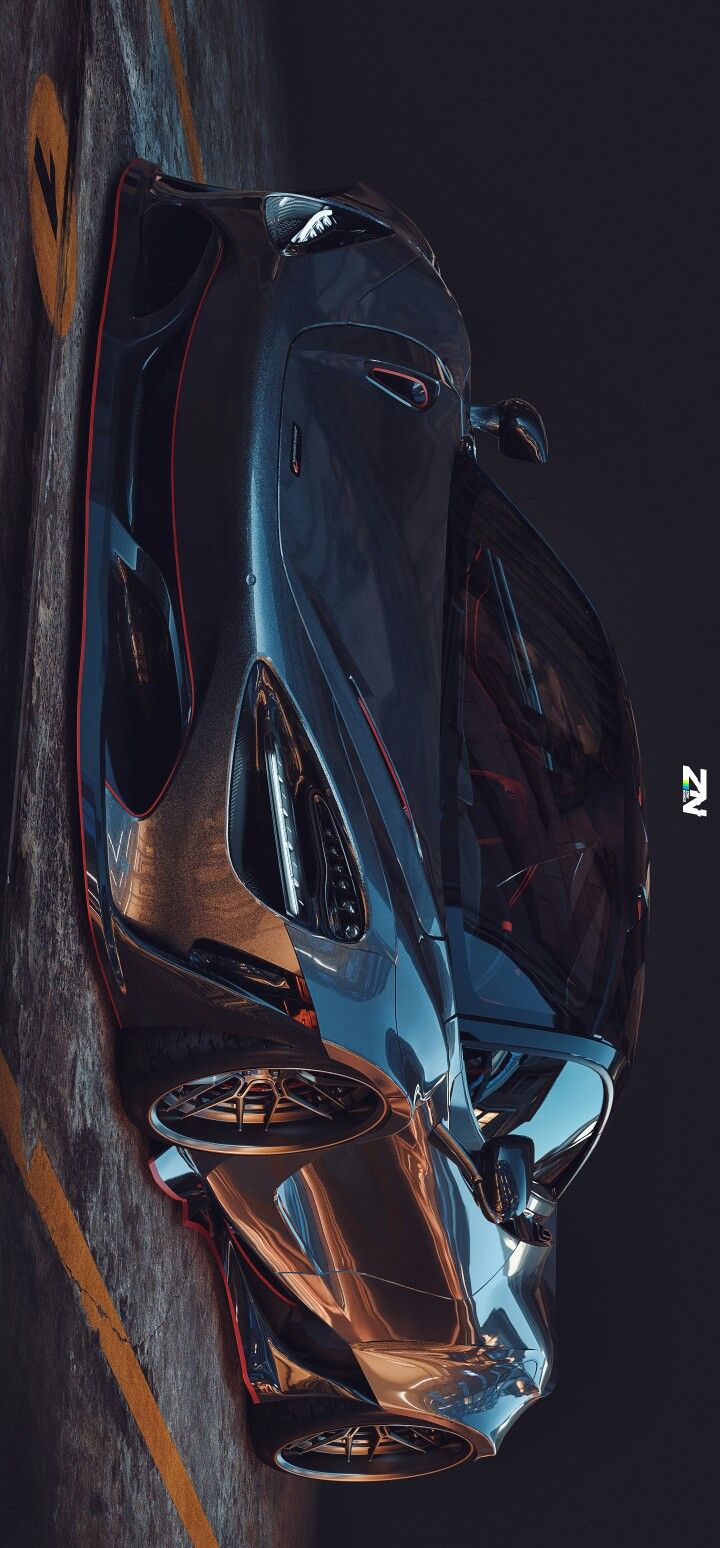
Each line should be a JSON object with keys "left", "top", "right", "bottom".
{"left": 276, "top": 1422, "right": 473, "bottom": 1480}
{"left": 148, "top": 1065, "right": 384, "bottom": 1153}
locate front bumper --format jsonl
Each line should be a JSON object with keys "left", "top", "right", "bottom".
{"left": 78, "top": 160, "right": 313, "bottom": 1029}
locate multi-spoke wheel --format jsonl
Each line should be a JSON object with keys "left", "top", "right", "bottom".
{"left": 118, "top": 1028, "right": 385, "bottom": 1154}
{"left": 279, "top": 1422, "right": 473, "bottom": 1479}
{"left": 250, "top": 1398, "right": 475, "bottom": 1481}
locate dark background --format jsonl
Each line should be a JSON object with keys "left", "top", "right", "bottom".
{"left": 270, "top": 3, "right": 720, "bottom": 1542}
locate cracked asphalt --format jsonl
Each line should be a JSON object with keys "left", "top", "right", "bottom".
{"left": 0, "top": 2, "right": 316, "bottom": 1544}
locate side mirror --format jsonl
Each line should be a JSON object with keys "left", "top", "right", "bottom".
{"left": 478, "top": 1136, "right": 534, "bottom": 1222}
{"left": 470, "top": 398, "right": 548, "bottom": 464}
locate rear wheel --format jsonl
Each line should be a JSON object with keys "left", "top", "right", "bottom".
{"left": 250, "top": 1397, "right": 475, "bottom": 1481}
{"left": 117, "top": 1027, "right": 385, "bottom": 1155}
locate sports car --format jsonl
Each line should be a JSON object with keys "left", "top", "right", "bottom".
{"left": 77, "top": 160, "right": 649, "bottom": 1480}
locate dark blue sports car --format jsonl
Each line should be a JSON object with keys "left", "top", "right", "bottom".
{"left": 77, "top": 161, "right": 648, "bottom": 1479}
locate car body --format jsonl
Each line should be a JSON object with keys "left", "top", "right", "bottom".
{"left": 77, "top": 160, "right": 648, "bottom": 1480}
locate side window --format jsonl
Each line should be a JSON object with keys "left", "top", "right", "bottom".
{"left": 462, "top": 1034, "right": 606, "bottom": 1193}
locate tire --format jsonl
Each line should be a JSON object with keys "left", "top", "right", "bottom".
{"left": 249, "top": 1396, "right": 476, "bottom": 1480}
{"left": 117, "top": 1026, "right": 386, "bottom": 1156}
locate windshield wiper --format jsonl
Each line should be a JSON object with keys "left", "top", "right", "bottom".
{"left": 487, "top": 553, "right": 553, "bottom": 773}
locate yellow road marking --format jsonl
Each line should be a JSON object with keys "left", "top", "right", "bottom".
{"left": 156, "top": 0, "right": 205, "bottom": 182}
{"left": 26, "top": 73, "right": 77, "bottom": 336}
{"left": 0, "top": 1051, "right": 220, "bottom": 1548}
{"left": 19, "top": 31, "right": 215, "bottom": 1548}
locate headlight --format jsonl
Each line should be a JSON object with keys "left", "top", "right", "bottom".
{"left": 229, "top": 663, "right": 366, "bottom": 943}
{"left": 264, "top": 193, "right": 389, "bottom": 254}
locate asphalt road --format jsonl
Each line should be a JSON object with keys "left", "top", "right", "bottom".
{"left": 0, "top": 3, "right": 316, "bottom": 1544}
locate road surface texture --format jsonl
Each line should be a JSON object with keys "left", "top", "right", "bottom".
{"left": 0, "top": 3, "right": 317, "bottom": 1545}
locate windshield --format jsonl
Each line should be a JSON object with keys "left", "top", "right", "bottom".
{"left": 441, "top": 450, "right": 627, "bottom": 1037}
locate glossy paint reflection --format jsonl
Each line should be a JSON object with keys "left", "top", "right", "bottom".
{"left": 205, "top": 1102, "right": 555, "bottom": 1448}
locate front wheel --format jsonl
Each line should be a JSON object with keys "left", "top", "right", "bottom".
{"left": 249, "top": 1397, "right": 476, "bottom": 1481}
{"left": 117, "top": 1027, "right": 386, "bottom": 1155}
